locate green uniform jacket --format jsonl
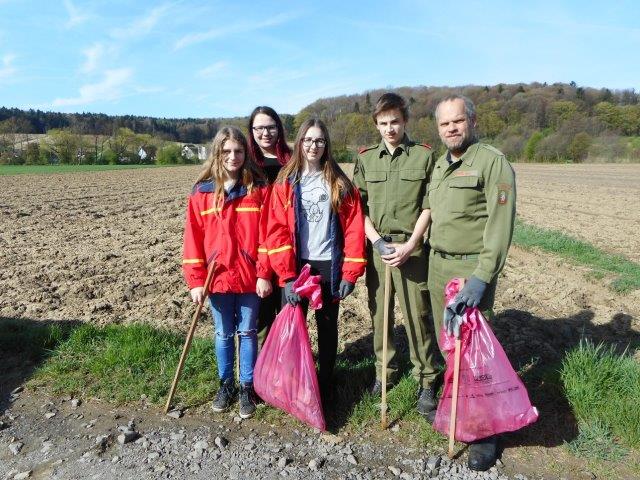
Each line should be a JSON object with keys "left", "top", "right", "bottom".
{"left": 353, "top": 136, "right": 434, "bottom": 236}
{"left": 427, "top": 142, "right": 516, "bottom": 284}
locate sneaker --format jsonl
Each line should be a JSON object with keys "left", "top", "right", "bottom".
{"left": 239, "top": 383, "right": 256, "bottom": 419}
{"left": 417, "top": 384, "right": 437, "bottom": 423}
{"left": 211, "top": 378, "right": 236, "bottom": 413}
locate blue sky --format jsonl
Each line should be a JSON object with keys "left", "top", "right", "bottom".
{"left": 0, "top": 0, "right": 638, "bottom": 118}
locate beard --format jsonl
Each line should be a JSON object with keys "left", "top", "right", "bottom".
{"left": 444, "top": 132, "right": 476, "bottom": 153}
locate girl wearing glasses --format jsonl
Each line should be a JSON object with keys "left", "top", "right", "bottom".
{"left": 266, "top": 118, "right": 366, "bottom": 399}
{"left": 247, "top": 106, "right": 292, "bottom": 348}
{"left": 182, "top": 126, "right": 271, "bottom": 419}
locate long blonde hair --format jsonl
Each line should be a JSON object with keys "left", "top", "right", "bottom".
{"left": 196, "top": 126, "right": 264, "bottom": 210}
{"left": 276, "top": 118, "right": 354, "bottom": 212}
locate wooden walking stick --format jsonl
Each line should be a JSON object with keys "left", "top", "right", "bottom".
{"left": 164, "top": 261, "right": 216, "bottom": 414}
{"left": 380, "top": 263, "right": 392, "bottom": 429}
{"left": 448, "top": 277, "right": 465, "bottom": 458}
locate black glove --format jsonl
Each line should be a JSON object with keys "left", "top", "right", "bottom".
{"left": 284, "top": 280, "right": 301, "bottom": 306}
{"left": 443, "top": 306, "right": 466, "bottom": 338}
{"left": 452, "top": 275, "right": 487, "bottom": 311}
{"left": 373, "top": 238, "right": 395, "bottom": 256}
{"left": 338, "top": 280, "right": 355, "bottom": 299}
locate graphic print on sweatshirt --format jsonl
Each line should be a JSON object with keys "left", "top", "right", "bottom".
{"left": 301, "top": 185, "right": 329, "bottom": 222}
{"left": 299, "top": 173, "right": 332, "bottom": 260}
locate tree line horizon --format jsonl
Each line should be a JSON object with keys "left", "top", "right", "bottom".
{"left": 1, "top": 81, "right": 639, "bottom": 165}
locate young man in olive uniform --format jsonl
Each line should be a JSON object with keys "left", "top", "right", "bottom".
{"left": 428, "top": 94, "right": 516, "bottom": 472}
{"left": 352, "top": 93, "right": 440, "bottom": 419}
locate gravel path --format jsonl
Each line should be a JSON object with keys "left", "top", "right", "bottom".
{"left": 1, "top": 389, "right": 532, "bottom": 480}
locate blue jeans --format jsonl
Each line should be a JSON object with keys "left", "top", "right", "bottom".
{"left": 209, "top": 293, "right": 260, "bottom": 384}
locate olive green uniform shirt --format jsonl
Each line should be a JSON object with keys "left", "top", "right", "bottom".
{"left": 353, "top": 136, "right": 434, "bottom": 235}
{"left": 427, "top": 142, "right": 516, "bottom": 284}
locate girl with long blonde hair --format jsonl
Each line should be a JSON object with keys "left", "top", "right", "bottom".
{"left": 183, "top": 126, "right": 271, "bottom": 419}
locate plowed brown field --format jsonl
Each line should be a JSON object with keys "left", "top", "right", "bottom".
{"left": 1, "top": 164, "right": 638, "bottom": 349}
{"left": 2, "top": 163, "right": 640, "bottom": 478}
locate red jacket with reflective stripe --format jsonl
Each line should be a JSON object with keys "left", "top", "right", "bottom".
{"left": 266, "top": 177, "right": 366, "bottom": 297}
{"left": 182, "top": 180, "right": 271, "bottom": 293}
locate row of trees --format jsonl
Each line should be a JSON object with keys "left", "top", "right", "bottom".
{"left": 2, "top": 82, "right": 640, "bottom": 164}
{"left": 0, "top": 127, "right": 200, "bottom": 166}
{"left": 0, "top": 107, "right": 295, "bottom": 144}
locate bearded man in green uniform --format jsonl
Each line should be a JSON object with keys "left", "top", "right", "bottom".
{"left": 353, "top": 93, "right": 440, "bottom": 419}
{"left": 428, "top": 94, "right": 516, "bottom": 472}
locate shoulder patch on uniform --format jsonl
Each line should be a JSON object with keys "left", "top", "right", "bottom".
{"left": 497, "top": 183, "right": 512, "bottom": 205}
{"left": 480, "top": 143, "right": 505, "bottom": 157}
{"left": 358, "top": 145, "right": 377, "bottom": 155}
{"left": 419, "top": 142, "right": 432, "bottom": 149}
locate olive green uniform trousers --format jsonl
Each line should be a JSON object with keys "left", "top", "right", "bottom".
{"left": 427, "top": 250, "right": 498, "bottom": 347}
{"left": 366, "top": 242, "right": 439, "bottom": 388}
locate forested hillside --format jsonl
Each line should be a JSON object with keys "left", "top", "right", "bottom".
{"left": 295, "top": 82, "right": 640, "bottom": 162}
{"left": 2, "top": 82, "right": 639, "bottom": 164}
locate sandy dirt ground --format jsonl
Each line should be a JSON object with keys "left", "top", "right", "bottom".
{"left": 513, "top": 163, "right": 640, "bottom": 262}
{"left": 1, "top": 164, "right": 639, "bottom": 479}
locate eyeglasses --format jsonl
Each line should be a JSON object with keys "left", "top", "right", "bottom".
{"left": 252, "top": 125, "right": 278, "bottom": 135}
{"left": 302, "top": 137, "right": 326, "bottom": 148}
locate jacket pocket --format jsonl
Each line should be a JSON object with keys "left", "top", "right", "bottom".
{"left": 399, "top": 169, "right": 427, "bottom": 205}
{"left": 364, "top": 171, "right": 387, "bottom": 205}
{"left": 447, "top": 176, "right": 481, "bottom": 213}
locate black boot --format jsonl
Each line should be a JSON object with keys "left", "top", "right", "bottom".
{"left": 417, "top": 384, "right": 437, "bottom": 423}
{"left": 468, "top": 435, "right": 499, "bottom": 472}
{"left": 369, "top": 379, "right": 395, "bottom": 396}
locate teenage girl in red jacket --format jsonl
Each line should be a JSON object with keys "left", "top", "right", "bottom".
{"left": 266, "top": 118, "right": 366, "bottom": 398}
{"left": 182, "top": 126, "right": 271, "bottom": 419}
{"left": 247, "top": 106, "right": 291, "bottom": 348}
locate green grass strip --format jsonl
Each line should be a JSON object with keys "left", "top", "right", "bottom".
{"left": 0, "top": 164, "right": 188, "bottom": 176}
{"left": 28, "top": 322, "right": 217, "bottom": 406}
{"left": 561, "top": 340, "right": 640, "bottom": 449}
{"left": 10, "top": 318, "right": 441, "bottom": 445}
{"left": 513, "top": 219, "right": 640, "bottom": 293}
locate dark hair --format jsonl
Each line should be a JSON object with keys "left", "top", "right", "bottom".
{"left": 247, "top": 106, "right": 291, "bottom": 167}
{"left": 277, "top": 118, "right": 354, "bottom": 212}
{"left": 372, "top": 92, "right": 409, "bottom": 123}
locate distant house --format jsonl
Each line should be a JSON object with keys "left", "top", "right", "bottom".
{"left": 138, "top": 145, "right": 157, "bottom": 162}
{"left": 182, "top": 143, "right": 208, "bottom": 161}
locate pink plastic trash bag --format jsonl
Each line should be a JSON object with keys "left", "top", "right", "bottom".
{"left": 433, "top": 278, "right": 539, "bottom": 442}
{"left": 254, "top": 264, "right": 325, "bottom": 431}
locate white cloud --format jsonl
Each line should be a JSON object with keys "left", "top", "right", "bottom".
{"left": 52, "top": 68, "right": 133, "bottom": 107}
{"left": 174, "top": 12, "right": 300, "bottom": 50}
{"left": 64, "top": 0, "right": 91, "bottom": 28}
{"left": 197, "top": 61, "right": 229, "bottom": 78}
{"left": 110, "top": 4, "right": 171, "bottom": 40}
{"left": 80, "top": 43, "right": 110, "bottom": 74}
{"left": 0, "top": 53, "right": 17, "bottom": 81}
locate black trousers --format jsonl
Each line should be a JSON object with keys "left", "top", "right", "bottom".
{"left": 282, "top": 259, "right": 339, "bottom": 391}
{"left": 256, "top": 278, "right": 281, "bottom": 349}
